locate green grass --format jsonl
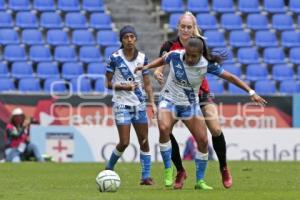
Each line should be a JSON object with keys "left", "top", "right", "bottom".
{"left": 0, "top": 161, "right": 299, "bottom": 200}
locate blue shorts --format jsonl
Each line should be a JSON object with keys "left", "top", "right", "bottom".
{"left": 158, "top": 98, "right": 202, "bottom": 119}
{"left": 113, "top": 103, "right": 148, "bottom": 125}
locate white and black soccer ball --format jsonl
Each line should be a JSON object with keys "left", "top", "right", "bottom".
{"left": 96, "top": 170, "right": 121, "bottom": 192}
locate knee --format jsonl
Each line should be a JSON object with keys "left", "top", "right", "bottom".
{"left": 210, "top": 127, "right": 222, "bottom": 136}
{"left": 197, "top": 136, "right": 208, "bottom": 150}
{"left": 159, "top": 123, "right": 171, "bottom": 135}
{"left": 117, "top": 141, "right": 129, "bottom": 151}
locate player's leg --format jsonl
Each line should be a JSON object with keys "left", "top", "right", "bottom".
{"left": 201, "top": 103, "right": 232, "bottom": 188}
{"left": 132, "top": 109, "right": 153, "bottom": 185}
{"left": 157, "top": 101, "right": 177, "bottom": 187}
{"left": 181, "top": 105, "right": 212, "bottom": 190}
{"left": 5, "top": 148, "right": 21, "bottom": 162}
{"left": 26, "top": 142, "right": 44, "bottom": 162}
{"left": 106, "top": 105, "right": 131, "bottom": 170}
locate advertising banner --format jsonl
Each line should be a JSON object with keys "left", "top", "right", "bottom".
{"left": 30, "top": 125, "right": 300, "bottom": 162}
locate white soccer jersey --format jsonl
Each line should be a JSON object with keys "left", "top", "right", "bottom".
{"left": 161, "top": 50, "right": 224, "bottom": 105}
{"left": 106, "top": 49, "right": 149, "bottom": 106}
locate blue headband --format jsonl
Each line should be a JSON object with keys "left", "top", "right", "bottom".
{"left": 119, "top": 25, "right": 137, "bottom": 41}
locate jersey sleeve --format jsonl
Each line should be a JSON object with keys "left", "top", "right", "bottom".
{"left": 207, "top": 62, "right": 224, "bottom": 76}
{"left": 142, "top": 56, "right": 150, "bottom": 76}
{"left": 159, "top": 41, "right": 172, "bottom": 57}
{"left": 163, "top": 51, "right": 173, "bottom": 65}
{"left": 106, "top": 55, "right": 116, "bottom": 73}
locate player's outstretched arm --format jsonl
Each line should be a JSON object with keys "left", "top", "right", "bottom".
{"left": 143, "top": 74, "right": 157, "bottom": 116}
{"left": 134, "top": 57, "right": 165, "bottom": 74}
{"left": 219, "top": 71, "right": 268, "bottom": 106}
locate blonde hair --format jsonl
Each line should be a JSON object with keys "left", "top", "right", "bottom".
{"left": 178, "top": 11, "right": 202, "bottom": 37}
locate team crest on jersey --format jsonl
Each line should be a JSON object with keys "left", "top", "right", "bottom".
{"left": 175, "top": 70, "right": 184, "bottom": 78}
{"left": 174, "top": 64, "right": 182, "bottom": 69}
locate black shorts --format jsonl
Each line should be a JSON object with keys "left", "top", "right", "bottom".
{"left": 199, "top": 92, "right": 215, "bottom": 109}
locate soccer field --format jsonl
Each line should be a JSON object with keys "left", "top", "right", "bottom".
{"left": 0, "top": 161, "right": 299, "bottom": 200}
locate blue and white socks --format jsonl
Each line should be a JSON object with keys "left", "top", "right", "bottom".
{"left": 195, "top": 150, "right": 208, "bottom": 181}
{"left": 160, "top": 141, "right": 172, "bottom": 169}
{"left": 140, "top": 150, "right": 151, "bottom": 180}
{"left": 106, "top": 148, "right": 123, "bottom": 170}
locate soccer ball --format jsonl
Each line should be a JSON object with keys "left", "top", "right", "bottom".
{"left": 96, "top": 170, "right": 121, "bottom": 192}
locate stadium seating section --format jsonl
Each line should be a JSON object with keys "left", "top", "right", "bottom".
{"left": 0, "top": 0, "right": 299, "bottom": 94}
{"left": 163, "top": 0, "right": 300, "bottom": 94}
{"left": 0, "top": 0, "right": 116, "bottom": 94}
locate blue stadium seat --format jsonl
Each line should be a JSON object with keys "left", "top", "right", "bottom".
{"left": 237, "top": 47, "right": 260, "bottom": 64}
{"left": 47, "top": 30, "right": 70, "bottom": 46}
{"left": 289, "top": 47, "right": 300, "bottom": 64}
{"left": 95, "top": 77, "right": 111, "bottom": 93}
{"left": 272, "top": 64, "right": 294, "bottom": 81}
{"left": 11, "top": 62, "right": 34, "bottom": 79}
{"left": 264, "top": 0, "right": 285, "bottom": 13}
{"left": 96, "top": 31, "right": 120, "bottom": 47}
{"left": 263, "top": 48, "right": 286, "bottom": 64}
{"left": 44, "top": 78, "right": 67, "bottom": 93}
{"left": 212, "top": 48, "right": 235, "bottom": 63}
{"left": 82, "top": 0, "right": 105, "bottom": 12}
{"left": 40, "top": 12, "right": 63, "bottom": 29}
{"left": 255, "top": 31, "right": 278, "bottom": 48}
{"left": 0, "top": 63, "right": 9, "bottom": 78}
{"left": 208, "top": 80, "right": 224, "bottom": 94}
{"left": 221, "top": 14, "right": 243, "bottom": 30}
{"left": 238, "top": 0, "right": 260, "bottom": 13}
{"left": 36, "top": 62, "right": 60, "bottom": 79}
{"left": 289, "top": 0, "right": 300, "bottom": 13}
{"left": 187, "top": 0, "right": 209, "bottom": 13}
{"left": 4, "top": 45, "right": 27, "bottom": 61}
{"left": 255, "top": 80, "right": 276, "bottom": 94}
{"left": 104, "top": 46, "right": 119, "bottom": 61}
{"left": 90, "top": 13, "right": 113, "bottom": 30}
{"left": 246, "top": 14, "right": 269, "bottom": 30}
{"left": 0, "top": 29, "right": 20, "bottom": 45}
{"left": 70, "top": 78, "right": 93, "bottom": 93}
{"left": 0, "top": 12, "right": 13, "bottom": 28}
{"left": 18, "top": 78, "right": 41, "bottom": 92}
{"left": 298, "top": 15, "right": 300, "bottom": 27}
{"left": 229, "top": 30, "right": 252, "bottom": 47}
{"left": 29, "top": 45, "right": 52, "bottom": 62}
{"left": 161, "top": 0, "right": 185, "bottom": 13}
{"left": 228, "top": 83, "right": 247, "bottom": 95}
{"left": 298, "top": 66, "right": 300, "bottom": 79}
{"left": 281, "top": 31, "right": 300, "bottom": 48}
{"left": 57, "top": 0, "right": 80, "bottom": 12}
{"left": 87, "top": 62, "right": 106, "bottom": 79}
{"left": 0, "top": 78, "right": 15, "bottom": 92}
{"left": 246, "top": 64, "right": 268, "bottom": 81}
{"left": 8, "top": 0, "right": 30, "bottom": 11}
{"left": 203, "top": 31, "right": 226, "bottom": 47}
{"left": 0, "top": 0, "right": 5, "bottom": 10}
{"left": 54, "top": 46, "right": 77, "bottom": 62}
{"left": 22, "top": 29, "right": 44, "bottom": 45}
{"left": 16, "top": 12, "right": 39, "bottom": 29}
{"left": 279, "top": 80, "right": 300, "bottom": 94}
{"left": 65, "top": 13, "right": 88, "bottom": 29}
{"left": 222, "top": 64, "right": 242, "bottom": 77}
{"left": 72, "top": 30, "right": 95, "bottom": 46}
{"left": 196, "top": 14, "right": 218, "bottom": 30}
{"left": 33, "top": 0, "right": 55, "bottom": 11}
{"left": 79, "top": 46, "right": 103, "bottom": 63}
{"left": 168, "top": 13, "right": 182, "bottom": 30}
{"left": 61, "top": 62, "right": 84, "bottom": 80}
{"left": 272, "top": 14, "right": 294, "bottom": 30}
{"left": 212, "top": 0, "right": 235, "bottom": 13}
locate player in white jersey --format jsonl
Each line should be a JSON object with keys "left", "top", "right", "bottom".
{"left": 135, "top": 37, "right": 267, "bottom": 190}
{"left": 105, "top": 25, "right": 156, "bottom": 185}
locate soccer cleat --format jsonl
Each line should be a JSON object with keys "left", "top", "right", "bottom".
{"left": 164, "top": 167, "right": 173, "bottom": 187}
{"left": 221, "top": 166, "right": 233, "bottom": 188}
{"left": 140, "top": 177, "right": 154, "bottom": 185}
{"left": 173, "top": 169, "right": 187, "bottom": 189}
{"left": 195, "top": 179, "right": 213, "bottom": 190}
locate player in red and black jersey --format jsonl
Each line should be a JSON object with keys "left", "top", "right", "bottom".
{"left": 155, "top": 12, "right": 232, "bottom": 189}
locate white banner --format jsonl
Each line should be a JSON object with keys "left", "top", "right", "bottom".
{"left": 30, "top": 126, "right": 300, "bottom": 162}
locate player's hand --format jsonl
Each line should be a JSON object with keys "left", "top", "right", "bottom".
{"left": 154, "top": 70, "right": 164, "bottom": 85}
{"left": 126, "top": 82, "right": 138, "bottom": 91}
{"left": 151, "top": 102, "right": 157, "bottom": 118}
{"left": 251, "top": 94, "right": 267, "bottom": 106}
{"left": 134, "top": 65, "right": 144, "bottom": 74}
